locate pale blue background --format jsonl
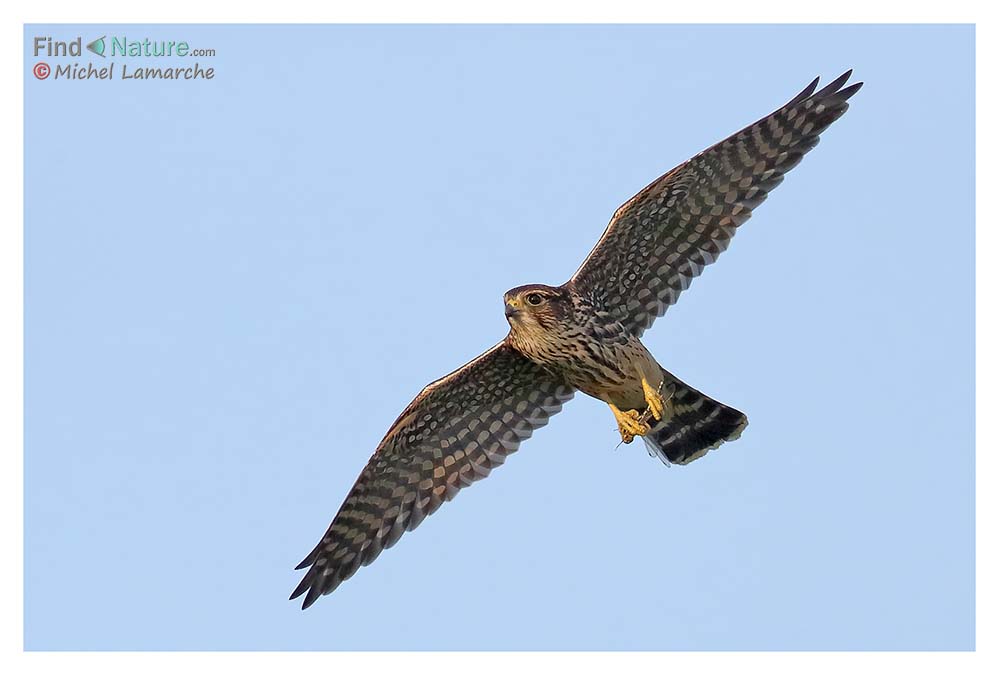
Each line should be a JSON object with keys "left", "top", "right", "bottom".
{"left": 24, "top": 25, "right": 974, "bottom": 650}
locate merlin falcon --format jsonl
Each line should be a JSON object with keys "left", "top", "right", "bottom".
{"left": 291, "top": 71, "right": 862, "bottom": 608}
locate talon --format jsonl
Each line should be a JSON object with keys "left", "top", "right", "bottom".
{"left": 610, "top": 404, "right": 652, "bottom": 444}
{"left": 642, "top": 377, "right": 667, "bottom": 422}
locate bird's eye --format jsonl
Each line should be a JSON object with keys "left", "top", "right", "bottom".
{"left": 526, "top": 293, "right": 544, "bottom": 306}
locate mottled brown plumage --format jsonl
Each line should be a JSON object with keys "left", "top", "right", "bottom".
{"left": 291, "top": 343, "right": 573, "bottom": 608}
{"left": 572, "top": 70, "right": 861, "bottom": 336}
{"left": 291, "top": 72, "right": 861, "bottom": 608}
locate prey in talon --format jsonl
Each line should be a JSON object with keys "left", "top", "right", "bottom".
{"left": 609, "top": 378, "right": 668, "bottom": 443}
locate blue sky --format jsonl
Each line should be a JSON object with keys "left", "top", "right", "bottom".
{"left": 24, "top": 24, "right": 974, "bottom": 650}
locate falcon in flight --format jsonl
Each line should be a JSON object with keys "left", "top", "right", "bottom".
{"left": 291, "top": 71, "right": 862, "bottom": 608}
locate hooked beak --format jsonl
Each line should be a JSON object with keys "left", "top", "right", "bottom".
{"left": 505, "top": 299, "right": 521, "bottom": 319}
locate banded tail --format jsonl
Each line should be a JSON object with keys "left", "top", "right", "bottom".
{"left": 642, "top": 370, "right": 748, "bottom": 465}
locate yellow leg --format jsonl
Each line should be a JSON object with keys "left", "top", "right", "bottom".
{"left": 642, "top": 377, "right": 667, "bottom": 422}
{"left": 609, "top": 403, "right": 652, "bottom": 444}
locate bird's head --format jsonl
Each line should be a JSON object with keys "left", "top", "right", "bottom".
{"left": 503, "top": 284, "right": 570, "bottom": 334}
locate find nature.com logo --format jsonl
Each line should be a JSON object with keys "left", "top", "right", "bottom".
{"left": 32, "top": 34, "right": 217, "bottom": 81}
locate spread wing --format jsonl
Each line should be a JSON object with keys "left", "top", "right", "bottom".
{"left": 290, "top": 342, "right": 574, "bottom": 608}
{"left": 568, "top": 71, "right": 862, "bottom": 336}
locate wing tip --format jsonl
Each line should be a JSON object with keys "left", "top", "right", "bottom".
{"left": 300, "top": 590, "right": 320, "bottom": 610}
{"left": 289, "top": 572, "right": 312, "bottom": 601}
{"left": 838, "top": 80, "right": 864, "bottom": 101}
{"left": 787, "top": 75, "right": 821, "bottom": 106}
{"left": 290, "top": 572, "right": 328, "bottom": 610}
{"left": 810, "top": 69, "right": 863, "bottom": 103}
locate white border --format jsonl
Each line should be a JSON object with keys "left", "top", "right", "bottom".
{"left": 2, "top": 2, "right": 990, "bottom": 673}
{"left": 6, "top": 2, "right": 991, "bottom": 23}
